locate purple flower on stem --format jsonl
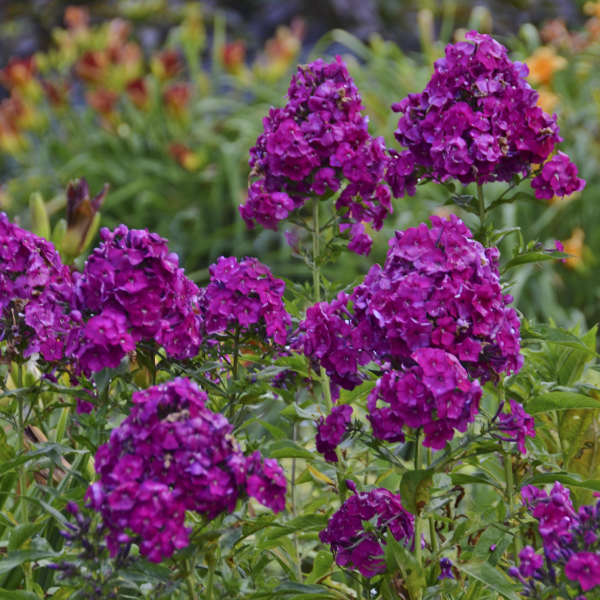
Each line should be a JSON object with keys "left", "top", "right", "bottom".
{"left": 496, "top": 399, "right": 536, "bottom": 454}
{"left": 296, "top": 292, "right": 368, "bottom": 391}
{"left": 565, "top": 553, "right": 600, "bottom": 591}
{"left": 439, "top": 557, "right": 454, "bottom": 580}
{"left": 392, "top": 31, "right": 566, "bottom": 186}
{"left": 87, "top": 378, "right": 286, "bottom": 562}
{"left": 200, "top": 256, "right": 291, "bottom": 345}
{"left": 319, "top": 487, "right": 414, "bottom": 577}
{"left": 367, "top": 348, "right": 482, "bottom": 449}
{"left": 518, "top": 546, "right": 544, "bottom": 578}
{"left": 351, "top": 215, "right": 523, "bottom": 383}
{"left": 241, "top": 56, "right": 394, "bottom": 254}
{"left": 531, "top": 151, "right": 586, "bottom": 199}
{"left": 0, "top": 213, "right": 76, "bottom": 363}
{"left": 73, "top": 225, "right": 203, "bottom": 374}
{"left": 315, "top": 405, "right": 353, "bottom": 462}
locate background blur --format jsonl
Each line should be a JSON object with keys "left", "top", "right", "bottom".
{"left": 1, "top": 0, "right": 598, "bottom": 327}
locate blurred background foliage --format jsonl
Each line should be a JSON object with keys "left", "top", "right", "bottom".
{"left": 0, "top": 0, "right": 599, "bottom": 328}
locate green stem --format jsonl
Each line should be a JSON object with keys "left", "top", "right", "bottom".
{"left": 16, "top": 365, "right": 27, "bottom": 524}
{"left": 185, "top": 558, "right": 199, "bottom": 600}
{"left": 426, "top": 447, "right": 438, "bottom": 554}
{"left": 498, "top": 379, "right": 522, "bottom": 558}
{"left": 291, "top": 424, "right": 302, "bottom": 580}
{"left": 464, "top": 580, "right": 482, "bottom": 600}
{"left": 16, "top": 364, "right": 32, "bottom": 592}
{"left": 232, "top": 324, "right": 240, "bottom": 380}
{"left": 206, "top": 562, "right": 214, "bottom": 600}
{"left": 311, "top": 198, "right": 333, "bottom": 412}
{"left": 477, "top": 183, "right": 486, "bottom": 233}
{"left": 504, "top": 451, "right": 522, "bottom": 559}
{"left": 414, "top": 430, "right": 423, "bottom": 569}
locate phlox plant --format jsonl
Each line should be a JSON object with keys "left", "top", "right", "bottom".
{"left": 1, "top": 31, "right": 599, "bottom": 600}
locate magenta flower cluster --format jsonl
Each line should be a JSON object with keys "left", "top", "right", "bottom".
{"left": 299, "top": 215, "right": 522, "bottom": 450}
{"left": 352, "top": 214, "right": 523, "bottom": 381}
{"left": 0, "top": 213, "right": 76, "bottom": 362}
{"left": 315, "top": 404, "right": 353, "bottom": 462}
{"left": 1, "top": 213, "right": 292, "bottom": 384}
{"left": 368, "top": 348, "right": 482, "bottom": 450}
{"left": 495, "top": 399, "right": 536, "bottom": 454}
{"left": 531, "top": 151, "right": 586, "bottom": 200}
{"left": 73, "top": 225, "right": 203, "bottom": 374}
{"left": 241, "top": 56, "right": 393, "bottom": 255}
{"left": 86, "top": 378, "right": 286, "bottom": 562}
{"left": 297, "top": 291, "right": 369, "bottom": 392}
{"left": 319, "top": 484, "right": 414, "bottom": 577}
{"left": 511, "top": 482, "right": 600, "bottom": 595}
{"left": 200, "top": 256, "right": 290, "bottom": 345}
{"left": 390, "top": 31, "right": 567, "bottom": 190}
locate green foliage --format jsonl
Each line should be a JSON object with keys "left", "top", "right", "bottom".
{"left": 2, "top": 4, "right": 600, "bottom": 600}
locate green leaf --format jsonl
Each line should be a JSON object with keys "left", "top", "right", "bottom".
{"left": 526, "top": 392, "right": 600, "bottom": 414}
{"left": 556, "top": 326, "right": 598, "bottom": 386}
{"left": 306, "top": 550, "right": 334, "bottom": 584}
{"left": 488, "top": 191, "right": 535, "bottom": 211}
{"left": 274, "top": 582, "right": 337, "bottom": 595}
{"left": 503, "top": 251, "right": 563, "bottom": 270}
{"left": 256, "top": 420, "right": 287, "bottom": 441}
{"left": 268, "top": 440, "right": 316, "bottom": 461}
{"left": 0, "top": 549, "right": 59, "bottom": 575}
{"left": 280, "top": 403, "right": 320, "bottom": 422}
{"left": 522, "top": 323, "right": 599, "bottom": 356}
{"left": 263, "top": 514, "right": 329, "bottom": 542}
{"left": 455, "top": 561, "right": 521, "bottom": 600}
{"left": 450, "top": 473, "right": 502, "bottom": 490}
{"left": 8, "top": 523, "right": 43, "bottom": 552}
{"left": 0, "top": 590, "right": 41, "bottom": 600}
{"left": 384, "top": 535, "right": 425, "bottom": 598}
{"left": 559, "top": 409, "right": 596, "bottom": 465}
{"left": 400, "top": 469, "right": 433, "bottom": 515}
{"left": 521, "top": 472, "right": 600, "bottom": 492}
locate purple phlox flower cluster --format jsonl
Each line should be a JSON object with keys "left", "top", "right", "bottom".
{"left": 315, "top": 404, "right": 353, "bottom": 462}
{"left": 319, "top": 486, "right": 414, "bottom": 577}
{"left": 517, "top": 546, "right": 544, "bottom": 578}
{"left": 565, "top": 553, "right": 600, "bottom": 592}
{"left": 531, "top": 151, "right": 586, "bottom": 199}
{"left": 73, "top": 225, "right": 202, "bottom": 374}
{"left": 296, "top": 291, "right": 370, "bottom": 391}
{"left": 199, "top": 256, "right": 291, "bottom": 345}
{"left": 241, "top": 56, "right": 393, "bottom": 255}
{"left": 86, "top": 378, "right": 286, "bottom": 562}
{"left": 391, "top": 31, "right": 566, "bottom": 190}
{"left": 0, "top": 213, "right": 76, "bottom": 363}
{"left": 367, "top": 348, "right": 482, "bottom": 450}
{"left": 298, "top": 215, "right": 521, "bottom": 449}
{"left": 352, "top": 215, "right": 523, "bottom": 382}
{"left": 521, "top": 482, "right": 579, "bottom": 561}
{"left": 512, "top": 482, "right": 600, "bottom": 595}
{"left": 495, "top": 399, "right": 536, "bottom": 454}
{"left": 245, "top": 450, "right": 287, "bottom": 513}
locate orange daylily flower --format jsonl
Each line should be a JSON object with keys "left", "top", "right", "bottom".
{"left": 0, "top": 56, "right": 36, "bottom": 90}
{"left": 561, "top": 227, "right": 585, "bottom": 269}
{"left": 163, "top": 83, "right": 191, "bottom": 118}
{"left": 526, "top": 46, "right": 567, "bottom": 86}
{"left": 222, "top": 41, "right": 247, "bottom": 75}
{"left": 126, "top": 77, "right": 149, "bottom": 110}
{"left": 169, "top": 143, "right": 202, "bottom": 171}
{"left": 87, "top": 88, "right": 119, "bottom": 116}
{"left": 152, "top": 50, "right": 182, "bottom": 81}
